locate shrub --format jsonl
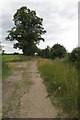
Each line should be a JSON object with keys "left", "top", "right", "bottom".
{"left": 69, "top": 47, "right": 80, "bottom": 69}
{"left": 51, "top": 43, "right": 67, "bottom": 59}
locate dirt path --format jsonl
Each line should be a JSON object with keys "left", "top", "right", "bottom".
{"left": 2, "top": 62, "right": 30, "bottom": 118}
{"left": 3, "top": 60, "right": 57, "bottom": 118}
{"left": 20, "top": 60, "right": 57, "bottom": 118}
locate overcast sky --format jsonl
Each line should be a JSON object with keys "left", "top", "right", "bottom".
{"left": 0, "top": 0, "right": 79, "bottom": 53}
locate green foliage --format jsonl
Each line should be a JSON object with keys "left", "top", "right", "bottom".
{"left": 69, "top": 47, "right": 80, "bottom": 69}
{"left": 37, "top": 58, "right": 78, "bottom": 117}
{"left": 6, "top": 6, "right": 46, "bottom": 55}
{"left": 38, "top": 44, "right": 67, "bottom": 59}
{"left": 51, "top": 43, "right": 67, "bottom": 59}
{"left": 38, "top": 46, "right": 51, "bottom": 58}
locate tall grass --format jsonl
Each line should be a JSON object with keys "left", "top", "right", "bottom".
{"left": 37, "top": 58, "right": 78, "bottom": 118}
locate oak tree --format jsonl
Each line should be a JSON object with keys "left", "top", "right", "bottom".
{"left": 6, "top": 6, "right": 46, "bottom": 55}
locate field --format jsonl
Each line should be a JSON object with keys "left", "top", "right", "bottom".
{"left": 2, "top": 55, "right": 78, "bottom": 118}
{"left": 37, "top": 58, "right": 78, "bottom": 118}
{"left": 2, "top": 55, "right": 57, "bottom": 118}
{"left": 2, "top": 55, "right": 31, "bottom": 79}
{"left": 2, "top": 54, "right": 31, "bottom": 62}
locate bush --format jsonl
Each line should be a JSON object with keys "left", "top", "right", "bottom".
{"left": 69, "top": 47, "right": 80, "bottom": 69}
{"left": 51, "top": 43, "right": 67, "bottom": 59}
{"left": 38, "top": 44, "right": 67, "bottom": 59}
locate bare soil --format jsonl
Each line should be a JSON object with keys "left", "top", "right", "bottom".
{"left": 2, "top": 60, "right": 57, "bottom": 118}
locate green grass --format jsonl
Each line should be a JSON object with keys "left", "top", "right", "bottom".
{"left": 2, "top": 54, "right": 31, "bottom": 62}
{"left": 2, "top": 54, "right": 31, "bottom": 79}
{"left": 2, "top": 62, "right": 12, "bottom": 79}
{"left": 37, "top": 58, "right": 78, "bottom": 118}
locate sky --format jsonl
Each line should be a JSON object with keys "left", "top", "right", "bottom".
{"left": 0, "top": 0, "right": 79, "bottom": 53}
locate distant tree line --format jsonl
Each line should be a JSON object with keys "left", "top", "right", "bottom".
{"left": 38, "top": 46, "right": 80, "bottom": 69}
{"left": 37, "top": 43, "right": 67, "bottom": 59}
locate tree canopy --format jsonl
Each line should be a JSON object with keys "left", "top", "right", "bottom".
{"left": 51, "top": 43, "right": 67, "bottom": 59}
{"left": 6, "top": 6, "right": 46, "bottom": 55}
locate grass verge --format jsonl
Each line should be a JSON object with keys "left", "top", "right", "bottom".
{"left": 37, "top": 58, "right": 78, "bottom": 118}
{"left": 2, "top": 62, "right": 12, "bottom": 79}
